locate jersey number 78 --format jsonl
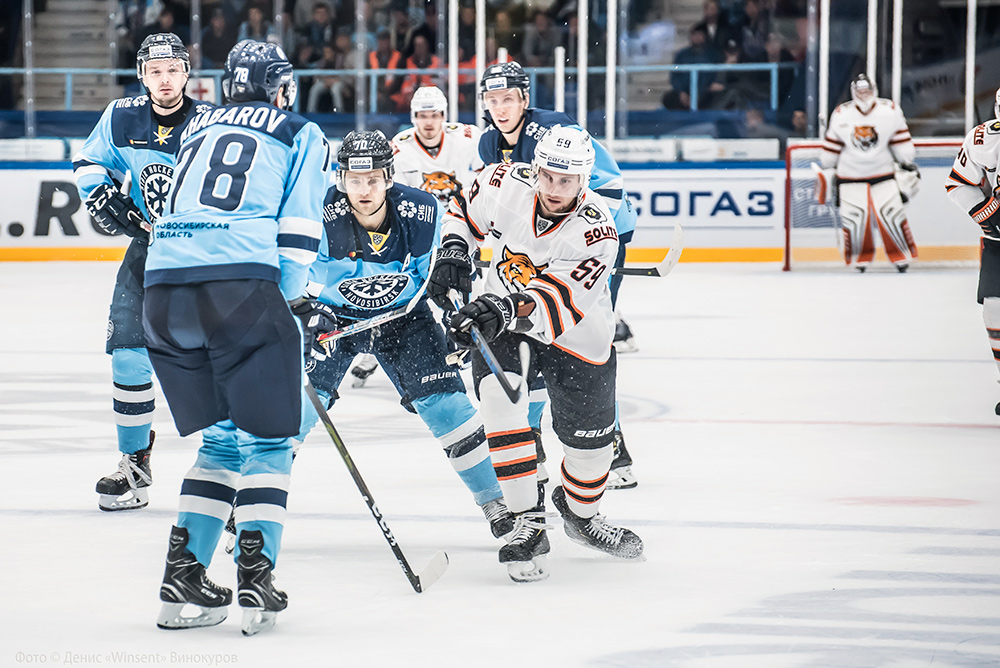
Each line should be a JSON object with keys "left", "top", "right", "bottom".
{"left": 169, "top": 131, "right": 259, "bottom": 213}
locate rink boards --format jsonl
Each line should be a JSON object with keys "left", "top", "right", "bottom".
{"left": 0, "top": 160, "right": 971, "bottom": 263}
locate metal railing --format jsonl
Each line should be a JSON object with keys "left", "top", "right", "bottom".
{"left": 0, "top": 61, "right": 793, "bottom": 132}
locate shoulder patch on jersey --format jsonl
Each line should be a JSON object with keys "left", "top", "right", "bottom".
{"left": 114, "top": 95, "right": 148, "bottom": 109}
{"left": 512, "top": 165, "right": 534, "bottom": 186}
{"left": 580, "top": 203, "right": 607, "bottom": 225}
{"left": 988, "top": 121, "right": 1000, "bottom": 134}
{"left": 397, "top": 133, "right": 411, "bottom": 142}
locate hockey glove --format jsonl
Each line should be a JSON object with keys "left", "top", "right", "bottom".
{"left": 448, "top": 293, "right": 534, "bottom": 348}
{"left": 971, "top": 197, "right": 1000, "bottom": 238}
{"left": 427, "top": 239, "right": 474, "bottom": 311}
{"left": 289, "top": 298, "right": 341, "bottom": 360}
{"left": 85, "top": 183, "right": 150, "bottom": 241}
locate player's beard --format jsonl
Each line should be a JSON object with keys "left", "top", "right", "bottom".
{"left": 149, "top": 89, "right": 184, "bottom": 113}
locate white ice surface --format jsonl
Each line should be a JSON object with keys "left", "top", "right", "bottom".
{"left": 1, "top": 261, "right": 999, "bottom": 668}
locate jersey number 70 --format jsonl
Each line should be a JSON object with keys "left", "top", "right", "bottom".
{"left": 169, "top": 131, "right": 259, "bottom": 213}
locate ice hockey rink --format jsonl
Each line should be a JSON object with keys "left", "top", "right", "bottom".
{"left": 2, "top": 259, "right": 998, "bottom": 668}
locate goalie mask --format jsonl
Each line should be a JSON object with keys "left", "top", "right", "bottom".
{"left": 136, "top": 33, "right": 190, "bottom": 79}
{"left": 222, "top": 40, "right": 296, "bottom": 111}
{"left": 532, "top": 125, "right": 595, "bottom": 212}
{"left": 850, "top": 73, "right": 877, "bottom": 113}
{"left": 336, "top": 130, "right": 395, "bottom": 194}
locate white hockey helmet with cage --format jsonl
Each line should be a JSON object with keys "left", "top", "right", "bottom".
{"left": 410, "top": 86, "right": 448, "bottom": 123}
{"left": 531, "top": 125, "right": 596, "bottom": 202}
{"left": 850, "top": 73, "right": 877, "bottom": 112}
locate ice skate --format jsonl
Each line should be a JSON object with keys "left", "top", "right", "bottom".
{"left": 96, "top": 432, "right": 154, "bottom": 511}
{"left": 156, "top": 526, "right": 231, "bottom": 630}
{"left": 606, "top": 430, "right": 638, "bottom": 490}
{"left": 223, "top": 506, "right": 236, "bottom": 555}
{"left": 499, "top": 508, "right": 553, "bottom": 583}
{"left": 350, "top": 354, "right": 379, "bottom": 388}
{"left": 480, "top": 497, "right": 515, "bottom": 541}
{"left": 613, "top": 314, "right": 638, "bottom": 353}
{"left": 896, "top": 263, "right": 909, "bottom": 273}
{"left": 551, "top": 486, "right": 644, "bottom": 560}
{"left": 532, "top": 428, "right": 549, "bottom": 485}
{"left": 237, "top": 530, "right": 287, "bottom": 636}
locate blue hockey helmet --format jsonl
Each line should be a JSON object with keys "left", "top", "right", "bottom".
{"left": 336, "top": 130, "right": 395, "bottom": 192}
{"left": 222, "top": 40, "right": 296, "bottom": 110}
{"left": 136, "top": 33, "right": 190, "bottom": 79}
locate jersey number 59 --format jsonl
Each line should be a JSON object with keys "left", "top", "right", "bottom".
{"left": 570, "top": 257, "right": 607, "bottom": 289}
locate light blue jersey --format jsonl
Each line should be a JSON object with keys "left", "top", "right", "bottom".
{"left": 145, "top": 101, "right": 329, "bottom": 299}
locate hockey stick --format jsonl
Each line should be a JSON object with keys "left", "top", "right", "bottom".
{"left": 612, "top": 223, "right": 685, "bottom": 277}
{"left": 448, "top": 291, "right": 530, "bottom": 404}
{"left": 304, "top": 380, "right": 449, "bottom": 593}
{"left": 315, "top": 249, "right": 438, "bottom": 346}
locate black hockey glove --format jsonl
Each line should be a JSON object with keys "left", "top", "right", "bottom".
{"left": 85, "top": 183, "right": 150, "bottom": 242}
{"left": 448, "top": 293, "right": 534, "bottom": 348}
{"left": 427, "top": 239, "right": 473, "bottom": 311}
{"left": 289, "top": 298, "right": 341, "bottom": 360}
{"left": 971, "top": 197, "right": 1000, "bottom": 238}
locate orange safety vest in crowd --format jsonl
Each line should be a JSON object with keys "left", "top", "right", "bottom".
{"left": 369, "top": 49, "right": 402, "bottom": 87}
{"left": 397, "top": 54, "right": 442, "bottom": 100}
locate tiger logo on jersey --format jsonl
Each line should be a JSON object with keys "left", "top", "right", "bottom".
{"left": 497, "top": 246, "right": 547, "bottom": 290}
{"left": 851, "top": 125, "right": 879, "bottom": 151}
{"left": 421, "top": 171, "right": 459, "bottom": 199}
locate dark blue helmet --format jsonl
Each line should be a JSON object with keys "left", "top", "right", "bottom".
{"left": 336, "top": 130, "right": 395, "bottom": 192}
{"left": 222, "top": 40, "right": 296, "bottom": 110}
{"left": 479, "top": 61, "right": 530, "bottom": 98}
{"left": 136, "top": 33, "right": 190, "bottom": 79}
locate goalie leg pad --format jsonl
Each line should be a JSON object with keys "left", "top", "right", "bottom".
{"left": 871, "top": 179, "right": 918, "bottom": 264}
{"left": 838, "top": 182, "right": 876, "bottom": 266}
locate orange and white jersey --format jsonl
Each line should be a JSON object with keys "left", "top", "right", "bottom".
{"left": 443, "top": 162, "right": 618, "bottom": 364}
{"left": 945, "top": 119, "right": 1000, "bottom": 227}
{"left": 392, "top": 123, "right": 484, "bottom": 204}
{"left": 820, "top": 98, "right": 915, "bottom": 180}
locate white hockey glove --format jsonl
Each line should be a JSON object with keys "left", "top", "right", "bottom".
{"left": 894, "top": 162, "right": 921, "bottom": 202}
{"left": 971, "top": 197, "right": 1000, "bottom": 238}
{"left": 85, "top": 183, "right": 151, "bottom": 241}
{"left": 811, "top": 163, "right": 836, "bottom": 206}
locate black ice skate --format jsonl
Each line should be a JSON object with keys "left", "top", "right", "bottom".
{"left": 480, "top": 497, "right": 515, "bottom": 541}
{"left": 237, "top": 530, "right": 288, "bottom": 636}
{"left": 606, "top": 430, "right": 638, "bottom": 490}
{"left": 613, "top": 314, "right": 638, "bottom": 353}
{"left": 350, "top": 354, "right": 379, "bottom": 388}
{"left": 499, "top": 508, "right": 553, "bottom": 583}
{"left": 532, "top": 428, "right": 549, "bottom": 485}
{"left": 95, "top": 431, "right": 154, "bottom": 511}
{"left": 156, "top": 526, "right": 231, "bottom": 630}
{"left": 551, "top": 486, "right": 644, "bottom": 560}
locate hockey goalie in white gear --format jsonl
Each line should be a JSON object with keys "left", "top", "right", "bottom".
{"left": 820, "top": 73, "right": 919, "bottom": 271}
{"left": 391, "top": 85, "right": 483, "bottom": 204}
{"left": 945, "top": 86, "right": 1000, "bottom": 413}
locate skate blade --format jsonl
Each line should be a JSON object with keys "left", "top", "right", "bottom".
{"left": 606, "top": 466, "right": 638, "bottom": 490}
{"left": 156, "top": 602, "right": 228, "bottom": 630}
{"left": 564, "top": 530, "right": 646, "bottom": 561}
{"left": 241, "top": 608, "right": 279, "bottom": 636}
{"left": 224, "top": 534, "right": 236, "bottom": 556}
{"left": 505, "top": 555, "right": 549, "bottom": 583}
{"left": 98, "top": 489, "right": 149, "bottom": 511}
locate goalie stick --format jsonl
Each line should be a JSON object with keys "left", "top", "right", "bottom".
{"left": 305, "top": 380, "right": 449, "bottom": 593}
{"left": 315, "top": 249, "right": 438, "bottom": 346}
{"left": 471, "top": 223, "right": 684, "bottom": 278}
{"left": 449, "top": 291, "right": 531, "bottom": 404}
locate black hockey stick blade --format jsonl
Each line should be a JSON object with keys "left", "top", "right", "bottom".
{"left": 304, "top": 380, "right": 448, "bottom": 593}
{"left": 613, "top": 223, "right": 685, "bottom": 277}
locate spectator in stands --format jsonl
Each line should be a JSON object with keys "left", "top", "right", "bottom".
{"left": 389, "top": 5, "right": 413, "bottom": 54}
{"left": 201, "top": 7, "right": 237, "bottom": 68}
{"left": 294, "top": 0, "right": 334, "bottom": 32}
{"left": 661, "top": 25, "right": 719, "bottom": 111}
{"left": 790, "top": 108, "right": 808, "bottom": 137}
{"left": 704, "top": 38, "right": 750, "bottom": 109}
{"left": 297, "top": 1, "right": 336, "bottom": 66}
{"left": 694, "top": 0, "right": 735, "bottom": 53}
{"left": 763, "top": 31, "right": 796, "bottom": 103}
{"left": 743, "top": 107, "right": 789, "bottom": 151}
{"left": 404, "top": 1, "right": 439, "bottom": 61}
{"left": 238, "top": 3, "right": 277, "bottom": 43}
{"left": 458, "top": 3, "right": 477, "bottom": 68}
{"left": 137, "top": 6, "right": 190, "bottom": 52}
{"left": 493, "top": 9, "right": 523, "bottom": 61}
{"left": 738, "top": 0, "right": 771, "bottom": 62}
{"left": 392, "top": 33, "right": 441, "bottom": 111}
{"left": 275, "top": 11, "right": 297, "bottom": 54}
{"left": 306, "top": 29, "right": 359, "bottom": 113}
{"left": 370, "top": 27, "right": 403, "bottom": 113}
{"left": 521, "top": 11, "right": 562, "bottom": 109}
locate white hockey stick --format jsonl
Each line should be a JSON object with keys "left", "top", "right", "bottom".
{"left": 305, "top": 380, "right": 449, "bottom": 593}
{"left": 316, "top": 249, "right": 438, "bottom": 346}
{"left": 612, "top": 223, "right": 684, "bottom": 277}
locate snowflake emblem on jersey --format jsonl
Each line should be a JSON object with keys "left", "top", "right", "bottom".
{"left": 337, "top": 273, "right": 410, "bottom": 310}
{"left": 397, "top": 201, "right": 417, "bottom": 218}
{"left": 139, "top": 163, "right": 174, "bottom": 220}
{"left": 332, "top": 198, "right": 350, "bottom": 218}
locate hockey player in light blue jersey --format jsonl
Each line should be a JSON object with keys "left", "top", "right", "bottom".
{"left": 143, "top": 40, "right": 328, "bottom": 636}
{"left": 293, "top": 130, "right": 514, "bottom": 541}
{"left": 74, "top": 33, "right": 213, "bottom": 511}
{"left": 475, "top": 61, "right": 639, "bottom": 490}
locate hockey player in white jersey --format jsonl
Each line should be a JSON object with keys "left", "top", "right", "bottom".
{"left": 820, "top": 73, "right": 920, "bottom": 271}
{"left": 945, "top": 86, "right": 1000, "bottom": 414}
{"left": 429, "top": 125, "right": 643, "bottom": 582}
